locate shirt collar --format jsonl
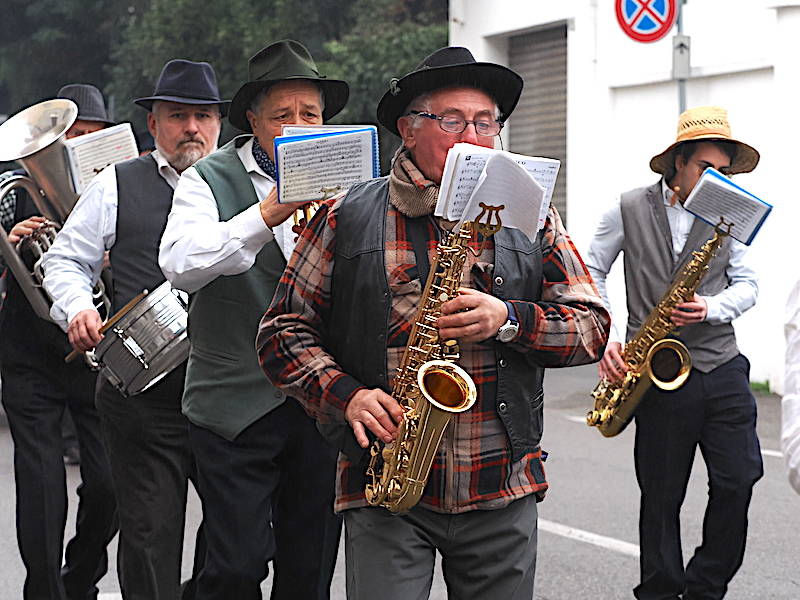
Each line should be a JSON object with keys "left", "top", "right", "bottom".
{"left": 239, "top": 136, "right": 274, "bottom": 180}
{"left": 150, "top": 149, "right": 181, "bottom": 189}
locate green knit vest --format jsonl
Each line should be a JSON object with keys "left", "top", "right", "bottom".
{"left": 183, "top": 136, "right": 287, "bottom": 440}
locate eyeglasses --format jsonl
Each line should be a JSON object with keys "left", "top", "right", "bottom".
{"left": 406, "top": 110, "right": 504, "bottom": 137}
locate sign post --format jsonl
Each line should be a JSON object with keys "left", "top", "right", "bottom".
{"left": 616, "top": 0, "right": 688, "bottom": 114}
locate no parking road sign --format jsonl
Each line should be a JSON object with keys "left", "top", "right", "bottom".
{"left": 616, "top": 0, "right": 678, "bottom": 43}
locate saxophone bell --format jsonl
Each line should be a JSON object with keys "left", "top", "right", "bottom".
{"left": 645, "top": 338, "right": 691, "bottom": 391}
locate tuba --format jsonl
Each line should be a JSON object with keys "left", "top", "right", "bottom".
{"left": 0, "top": 99, "right": 110, "bottom": 321}
{"left": 364, "top": 204, "right": 503, "bottom": 513}
{"left": 586, "top": 220, "right": 732, "bottom": 437}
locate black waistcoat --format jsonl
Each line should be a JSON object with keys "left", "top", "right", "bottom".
{"left": 0, "top": 183, "right": 73, "bottom": 363}
{"left": 321, "top": 178, "right": 545, "bottom": 463}
{"left": 109, "top": 155, "right": 173, "bottom": 312}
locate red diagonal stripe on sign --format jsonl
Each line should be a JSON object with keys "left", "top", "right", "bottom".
{"left": 630, "top": 0, "right": 668, "bottom": 27}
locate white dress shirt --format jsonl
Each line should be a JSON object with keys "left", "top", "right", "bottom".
{"left": 783, "top": 279, "right": 800, "bottom": 495}
{"left": 42, "top": 151, "right": 180, "bottom": 330}
{"left": 585, "top": 179, "right": 758, "bottom": 344}
{"left": 158, "top": 137, "right": 294, "bottom": 294}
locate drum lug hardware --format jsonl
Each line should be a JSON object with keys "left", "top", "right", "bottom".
{"left": 113, "top": 326, "right": 151, "bottom": 370}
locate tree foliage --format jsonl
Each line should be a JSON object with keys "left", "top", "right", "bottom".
{"left": 2, "top": 0, "right": 447, "bottom": 169}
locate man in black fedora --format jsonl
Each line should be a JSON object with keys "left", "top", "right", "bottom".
{"left": 257, "top": 46, "right": 609, "bottom": 599}
{"left": 0, "top": 83, "right": 118, "bottom": 600}
{"left": 43, "top": 59, "right": 228, "bottom": 599}
{"left": 159, "top": 40, "right": 346, "bottom": 600}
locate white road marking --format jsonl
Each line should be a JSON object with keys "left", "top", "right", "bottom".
{"left": 762, "top": 449, "right": 783, "bottom": 458}
{"left": 566, "top": 415, "right": 588, "bottom": 423}
{"left": 538, "top": 518, "right": 640, "bottom": 557}
{"left": 99, "top": 594, "right": 122, "bottom": 600}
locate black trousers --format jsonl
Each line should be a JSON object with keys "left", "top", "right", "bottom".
{"left": 189, "top": 399, "right": 342, "bottom": 600}
{"left": 96, "top": 366, "right": 202, "bottom": 600}
{"left": 633, "top": 354, "right": 763, "bottom": 600}
{"left": 1, "top": 357, "right": 117, "bottom": 600}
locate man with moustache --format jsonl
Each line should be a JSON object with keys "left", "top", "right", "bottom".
{"left": 43, "top": 60, "right": 228, "bottom": 599}
{"left": 159, "top": 40, "right": 346, "bottom": 599}
{"left": 0, "top": 83, "right": 118, "bottom": 600}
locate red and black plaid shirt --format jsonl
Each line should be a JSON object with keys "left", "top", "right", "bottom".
{"left": 258, "top": 161, "right": 610, "bottom": 513}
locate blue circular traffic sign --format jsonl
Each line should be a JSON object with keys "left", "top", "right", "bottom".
{"left": 616, "top": 0, "right": 678, "bottom": 43}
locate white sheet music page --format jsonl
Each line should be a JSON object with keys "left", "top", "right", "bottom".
{"left": 456, "top": 153, "right": 544, "bottom": 242}
{"left": 435, "top": 143, "right": 560, "bottom": 230}
{"left": 683, "top": 167, "right": 772, "bottom": 245}
{"left": 64, "top": 123, "right": 139, "bottom": 194}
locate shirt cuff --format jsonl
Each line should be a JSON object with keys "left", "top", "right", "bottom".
{"left": 228, "top": 202, "right": 275, "bottom": 247}
{"left": 701, "top": 295, "right": 721, "bottom": 323}
{"left": 65, "top": 296, "right": 101, "bottom": 329}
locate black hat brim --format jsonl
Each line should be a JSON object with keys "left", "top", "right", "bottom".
{"left": 134, "top": 95, "right": 230, "bottom": 116}
{"left": 377, "top": 63, "right": 523, "bottom": 136}
{"left": 227, "top": 77, "right": 349, "bottom": 132}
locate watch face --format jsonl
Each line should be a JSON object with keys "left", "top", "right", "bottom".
{"left": 496, "top": 322, "right": 519, "bottom": 342}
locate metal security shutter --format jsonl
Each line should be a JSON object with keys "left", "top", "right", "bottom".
{"left": 508, "top": 25, "right": 567, "bottom": 224}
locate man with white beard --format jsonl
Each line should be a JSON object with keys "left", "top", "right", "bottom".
{"left": 42, "top": 59, "right": 228, "bottom": 599}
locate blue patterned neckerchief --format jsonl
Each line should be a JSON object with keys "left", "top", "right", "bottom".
{"left": 251, "top": 137, "right": 277, "bottom": 180}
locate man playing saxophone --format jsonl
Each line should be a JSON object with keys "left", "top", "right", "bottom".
{"left": 585, "top": 106, "right": 763, "bottom": 600}
{"left": 257, "top": 46, "right": 609, "bottom": 600}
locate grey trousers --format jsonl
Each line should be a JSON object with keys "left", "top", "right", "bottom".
{"left": 344, "top": 494, "right": 538, "bottom": 600}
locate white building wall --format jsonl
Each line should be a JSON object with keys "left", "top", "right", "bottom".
{"left": 450, "top": 0, "right": 800, "bottom": 392}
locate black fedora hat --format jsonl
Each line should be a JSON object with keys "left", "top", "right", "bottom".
{"left": 228, "top": 39, "right": 349, "bottom": 132}
{"left": 57, "top": 84, "right": 115, "bottom": 126}
{"left": 376, "top": 46, "right": 524, "bottom": 136}
{"left": 135, "top": 59, "right": 230, "bottom": 116}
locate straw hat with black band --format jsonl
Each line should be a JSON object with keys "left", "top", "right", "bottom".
{"left": 228, "top": 40, "right": 349, "bottom": 132}
{"left": 376, "top": 46, "right": 524, "bottom": 137}
{"left": 649, "top": 105, "right": 760, "bottom": 176}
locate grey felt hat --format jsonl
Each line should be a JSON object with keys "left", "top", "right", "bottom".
{"left": 57, "top": 84, "right": 114, "bottom": 126}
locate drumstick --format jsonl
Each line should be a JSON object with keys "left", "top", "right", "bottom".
{"left": 64, "top": 289, "right": 149, "bottom": 363}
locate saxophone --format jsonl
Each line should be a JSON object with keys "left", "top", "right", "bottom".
{"left": 586, "top": 220, "right": 732, "bottom": 437}
{"left": 364, "top": 204, "right": 503, "bottom": 513}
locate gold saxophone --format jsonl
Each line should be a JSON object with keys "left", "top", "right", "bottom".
{"left": 364, "top": 204, "right": 503, "bottom": 513}
{"left": 586, "top": 219, "right": 732, "bottom": 437}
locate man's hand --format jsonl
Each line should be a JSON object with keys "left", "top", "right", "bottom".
{"left": 259, "top": 187, "right": 311, "bottom": 228}
{"left": 599, "top": 341, "right": 627, "bottom": 381}
{"left": 671, "top": 294, "right": 707, "bottom": 327}
{"left": 67, "top": 309, "right": 104, "bottom": 352}
{"left": 438, "top": 288, "right": 508, "bottom": 343}
{"left": 344, "top": 388, "right": 405, "bottom": 448}
{"left": 8, "top": 216, "right": 46, "bottom": 244}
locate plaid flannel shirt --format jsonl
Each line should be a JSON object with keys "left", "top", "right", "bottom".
{"left": 258, "top": 161, "right": 610, "bottom": 513}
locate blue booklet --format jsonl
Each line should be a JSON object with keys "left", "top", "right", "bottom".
{"left": 273, "top": 125, "right": 379, "bottom": 204}
{"left": 683, "top": 167, "right": 771, "bottom": 245}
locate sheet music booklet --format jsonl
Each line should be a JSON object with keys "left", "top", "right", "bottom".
{"left": 683, "top": 167, "right": 772, "bottom": 245}
{"left": 435, "top": 143, "right": 559, "bottom": 240}
{"left": 274, "top": 125, "right": 379, "bottom": 204}
{"left": 63, "top": 122, "right": 139, "bottom": 194}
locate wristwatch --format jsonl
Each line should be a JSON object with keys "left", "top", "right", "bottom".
{"left": 495, "top": 300, "right": 519, "bottom": 343}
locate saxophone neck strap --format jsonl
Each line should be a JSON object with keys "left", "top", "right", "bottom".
{"left": 408, "top": 215, "right": 439, "bottom": 286}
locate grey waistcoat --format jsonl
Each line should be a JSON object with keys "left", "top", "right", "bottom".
{"left": 321, "top": 177, "right": 545, "bottom": 464}
{"left": 620, "top": 181, "right": 738, "bottom": 372}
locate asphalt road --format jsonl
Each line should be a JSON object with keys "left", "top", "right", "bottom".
{"left": 0, "top": 364, "right": 797, "bottom": 599}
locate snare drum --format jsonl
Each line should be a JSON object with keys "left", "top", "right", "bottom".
{"left": 92, "top": 281, "right": 189, "bottom": 397}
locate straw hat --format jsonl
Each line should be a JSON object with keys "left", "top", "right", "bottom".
{"left": 649, "top": 105, "right": 760, "bottom": 175}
